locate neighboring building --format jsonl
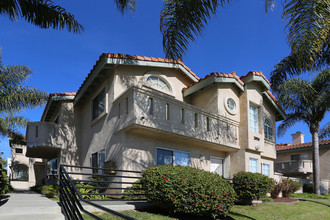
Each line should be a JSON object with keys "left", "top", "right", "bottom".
{"left": 9, "top": 138, "right": 45, "bottom": 189}
{"left": 6, "top": 157, "right": 11, "bottom": 179}
{"left": 25, "top": 53, "right": 285, "bottom": 184}
{"left": 275, "top": 131, "right": 330, "bottom": 194}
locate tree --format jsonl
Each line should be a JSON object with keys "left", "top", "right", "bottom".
{"left": 0, "top": 0, "right": 83, "bottom": 33}
{"left": 0, "top": 51, "right": 47, "bottom": 138}
{"left": 276, "top": 68, "right": 330, "bottom": 195}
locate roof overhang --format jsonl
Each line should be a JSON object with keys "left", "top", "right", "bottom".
{"left": 42, "top": 95, "right": 75, "bottom": 121}
{"left": 241, "top": 75, "right": 270, "bottom": 91}
{"left": 183, "top": 75, "right": 244, "bottom": 97}
{"left": 74, "top": 56, "right": 199, "bottom": 105}
{"left": 262, "top": 91, "right": 285, "bottom": 121}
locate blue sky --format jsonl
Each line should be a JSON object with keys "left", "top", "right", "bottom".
{"left": 0, "top": 0, "right": 328, "bottom": 161}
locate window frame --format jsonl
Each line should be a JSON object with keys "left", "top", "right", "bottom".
{"left": 264, "top": 118, "right": 273, "bottom": 140}
{"left": 91, "top": 149, "right": 106, "bottom": 174}
{"left": 249, "top": 157, "right": 258, "bottom": 173}
{"left": 91, "top": 88, "right": 106, "bottom": 122}
{"left": 261, "top": 163, "right": 270, "bottom": 177}
{"left": 249, "top": 103, "right": 259, "bottom": 133}
{"left": 145, "top": 75, "right": 172, "bottom": 94}
{"left": 156, "top": 147, "right": 191, "bottom": 167}
{"left": 15, "top": 148, "right": 23, "bottom": 154}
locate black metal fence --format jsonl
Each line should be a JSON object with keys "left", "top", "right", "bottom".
{"left": 59, "top": 164, "right": 146, "bottom": 220}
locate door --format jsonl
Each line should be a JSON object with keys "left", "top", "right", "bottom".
{"left": 210, "top": 156, "right": 223, "bottom": 176}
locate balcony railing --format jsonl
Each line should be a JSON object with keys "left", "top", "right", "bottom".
{"left": 114, "top": 86, "right": 240, "bottom": 150}
{"left": 274, "top": 160, "right": 313, "bottom": 176}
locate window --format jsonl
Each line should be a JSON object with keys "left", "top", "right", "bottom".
{"left": 47, "top": 158, "right": 58, "bottom": 175}
{"left": 227, "top": 98, "right": 236, "bottom": 111}
{"left": 15, "top": 148, "right": 23, "bottom": 154}
{"left": 92, "top": 88, "right": 105, "bottom": 120}
{"left": 157, "top": 148, "right": 190, "bottom": 166}
{"left": 262, "top": 163, "right": 270, "bottom": 177}
{"left": 146, "top": 76, "right": 171, "bottom": 93}
{"left": 249, "top": 104, "right": 259, "bottom": 132}
{"left": 148, "top": 97, "right": 153, "bottom": 115}
{"left": 91, "top": 150, "right": 106, "bottom": 174}
{"left": 166, "top": 103, "right": 170, "bottom": 120}
{"left": 264, "top": 119, "right": 273, "bottom": 140}
{"left": 249, "top": 158, "right": 258, "bottom": 173}
{"left": 291, "top": 154, "right": 309, "bottom": 161}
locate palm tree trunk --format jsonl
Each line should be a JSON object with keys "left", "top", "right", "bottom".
{"left": 312, "top": 130, "right": 321, "bottom": 195}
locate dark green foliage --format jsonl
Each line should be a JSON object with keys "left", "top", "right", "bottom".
{"left": 123, "top": 179, "right": 147, "bottom": 200}
{"left": 41, "top": 184, "right": 59, "bottom": 198}
{"left": 303, "top": 184, "right": 314, "bottom": 194}
{"left": 142, "top": 165, "right": 236, "bottom": 219}
{"left": 233, "top": 172, "right": 275, "bottom": 205}
{"left": 1, "top": 170, "right": 12, "bottom": 194}
{"left": 281, "top": 179, "right": 301, "bottom": 198}
{"left": 30, "top": 185, "right": 43, "bottom": 194}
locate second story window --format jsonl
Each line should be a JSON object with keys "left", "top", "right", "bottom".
{"left": 249, "top": 104, "right": 258, "bottom": 133}
{"left": 146, "top": 75, "right": 171, "bottom": 93}
{"left": 15, "top": 148, "right": 23, "bottom": 154}
{"left": 92, "top": 88, "right": 105, "bottom": 121}
{"left": 264, "top": 118, "right": 273, "bottom": 140}
{"left": 249, "top": 158, "right": 258, "bottom": 173}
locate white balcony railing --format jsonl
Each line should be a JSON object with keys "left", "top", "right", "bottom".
{"left": 114, "top": 86, "right": 240, "bottom": 150}
{"left": 26, "top": 121, "right": 58, "bottom": 148}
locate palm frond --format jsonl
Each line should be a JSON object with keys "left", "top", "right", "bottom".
{"left": 0, "top": 116, "right": 27, "bottom": 137}
{"left": 283, "top": 0, "right": 330, "bottom": 64}
{"left": 264, "top": 0, "right": 276, "bottom": 13}
{"left": 0, "top": 0, "right": 84, "bottom": 33}
{"left": 114, "top": 0, "right": 136, "bottom": 13}
{"left": 160, "top": 0, "right": 229, "bottom": 59}
{"left": 319, "top": 122, "right": 330, "bottom": 140}
{"left": 277, "top": 112, "right": 306, "bottom": 137}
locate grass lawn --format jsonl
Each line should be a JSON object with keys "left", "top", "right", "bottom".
{"left": 84, "top": 198, "right": 330, "bottom": 220}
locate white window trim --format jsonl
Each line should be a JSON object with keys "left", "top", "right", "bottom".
{"left": 156, "top": 147, "right": 191, "bottom": 166}
{"left": 143, "top": 71, "right": 173, "bottom": 96}
{"left": 210, "top": 156, "right": 224, "bottom": 176}
{"left": 224, "top": 96, "right": 238, "bottom": 115}
{"left": 249, "top": 157, "right": 259, "bottom": 173}
{"left": 264, "top": 118, "right": 273, "bottom": 141}
{"left": 249, "top": 103, "right": 259, "bottom": 133}
{"left": 261, "top": 163, "right": 270, "bottom": 177}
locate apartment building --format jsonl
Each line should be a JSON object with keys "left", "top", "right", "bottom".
{"left": 25, "top": 53, "right": 285, "bottom": 183}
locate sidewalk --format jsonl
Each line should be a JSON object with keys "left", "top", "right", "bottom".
{"left": 0, "top": 190, "right": 64, "bottom": 220}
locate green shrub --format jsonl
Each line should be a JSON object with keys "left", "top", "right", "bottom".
{"left": 30, "top": 185, "right": 43, "bottom": 194}
{"left": 0, "top": 170, "right": 12, "bottom": 194}
{"left": 233, "top": 172, "right": 275, "bottom": 205}
{"left": 261, "top": 197, "right": 273, "bottom": 202}
{"left": 303, "top": 184, "right": 314, "bottom": 193}
{"left": 123, "top": 179, "right": 147, "bottom": 200}
{"left": 41, "top": 185, "right": 59, "bottom": 198}
{"left": 142, "top": 165, "right": 236, "bottom": 219}
{"left": 75, "top": 183, "right": 109, "bottom": 200}
{"left": 281, "top": 179, "right": 301, "bottom": 197}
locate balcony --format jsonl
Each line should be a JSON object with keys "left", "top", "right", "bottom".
{"left": 114, "top": 86, "right": 240, "bottom": 151}
{"left": 26, "top": 122, "right": 61, "bottom": 159}
{"left": 275, "top": 160, "right": 313, "bottom": 177}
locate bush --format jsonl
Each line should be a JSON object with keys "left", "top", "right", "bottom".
{"left": 281, "top": 179, "right": 301, "bottom": 197}
{"left": 30, "top": 185, "right": 43, "bottom": 194}
{"left": 271, "top": 182, "right": 282, "bottom": 199}
{"left": 123, "top": 179, "right": 147, "bottom": 200}
{"left": 303, "top": 184, "right": 314, "bottom": 194}
{"left": 41, "top": 185, "right": 59, "bottom": 198}
{"left": 142, "top": 165, "right": 236, "bottom": 219}
{"left": 233, "top": 172, "right": 275, "bottom": 205}
{"left": 0, "top": 170, "right": 12, "bottom": 194}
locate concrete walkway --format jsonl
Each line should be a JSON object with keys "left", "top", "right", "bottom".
{"left": 0, "top": 191, "right": 64, "bottom": 220}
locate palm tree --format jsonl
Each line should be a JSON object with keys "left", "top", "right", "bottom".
{"left": 0, "top": 0, "right": 83, "bottom": 33}
{"left": 276, "top": 68, "right": 330, "bottom": 195}
{"left": 0, "top": 52, "right": 47, "bottom": 138}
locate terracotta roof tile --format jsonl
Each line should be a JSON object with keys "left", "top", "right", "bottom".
{"left": 277, "top": 139, "right": 330, "bottom": 151}
{"left": 183, "top": 72, "right": 244, "bottom": 91}
{"left": 266, "top": 90, "right": 285, "bottom": 115}
{"left": 240, "top": 71, "right": 271, "bottom": 85}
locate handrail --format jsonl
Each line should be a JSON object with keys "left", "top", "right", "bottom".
{"left": 59, "top": 164, "right": 138, "bottom": 220}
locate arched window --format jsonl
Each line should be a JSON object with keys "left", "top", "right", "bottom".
{"left": 264, "top": 118, "right": 273, "bottom": 140}
{"left": 146, "top": 75, "right": 171, "bottom": 93}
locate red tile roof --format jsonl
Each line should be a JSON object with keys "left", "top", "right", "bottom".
{"left": 277, "top": 139, "right": 330, "bottom": 151}
{"left": 183, "top": 72, "right": 244, "bottom": 91}
{"left": 240, "top": 71, "right": 271, "bottom": 85}
{"left": 266, "top": 90, "right": 285, "bottom": 114}
{"left": 76, "top": 53, "right": 199, "bottom": 99}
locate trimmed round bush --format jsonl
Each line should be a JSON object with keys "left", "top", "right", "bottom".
{"left": 303, "top": 184, "right": 314, "bottom": 193}
{"left": 142, "top": 165, "right": 236, "bottom": 219}
{"left": 233, "top": 171, "right": 275, "bottom": 204}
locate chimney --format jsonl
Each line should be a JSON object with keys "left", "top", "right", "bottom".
{"left": 291, "top": 131, "right": 305, "bottom": 145}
